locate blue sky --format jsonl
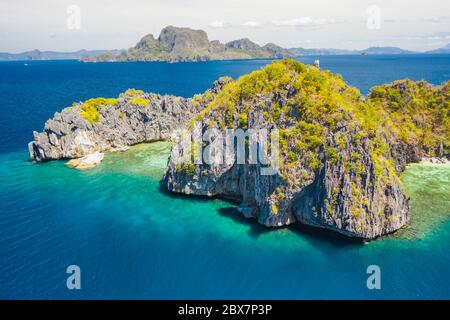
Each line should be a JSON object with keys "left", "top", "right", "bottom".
{"left": 1, "top": 0, "right": 449, "bottom": 52}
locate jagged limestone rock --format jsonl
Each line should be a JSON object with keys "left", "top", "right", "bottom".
{"left": 28, "top": 91, "right": 200, "bottom": 161}
{"left": 30, "top": 59, "right": 449, "bottom": 240}
{"left": 162, "top": 59, "right": 449, "bottom": 239}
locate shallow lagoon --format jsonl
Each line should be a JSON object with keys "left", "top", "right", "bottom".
{"left": 0, "top": 143, "right": 449, "bottom": 299}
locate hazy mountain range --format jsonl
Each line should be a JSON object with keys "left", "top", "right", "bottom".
{"left": 288, "top": 46, "right": 418, "bottom": 56}
{"left": 0, "top": 49, "right": 122, "bottom": 61}
{"left": 425, "top": 43, "right": 450, "bottom": 54}
{"left": 1, "top": 26, "right": 449, "bottom": 62}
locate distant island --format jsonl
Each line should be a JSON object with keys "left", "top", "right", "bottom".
{"left": 0, "top": 49, "right": 122, "bottom": 61}
{"left": 2, "top": 25, "right": 449, "bottom": 62}
{"left": 426, "top": 43, "right": 450, "bottom": 54}
{"left": 289, "top": 46, "right": 416, "bottom": 56}
{"left": 82, "top": 25, "right": 292, "bottom": 63}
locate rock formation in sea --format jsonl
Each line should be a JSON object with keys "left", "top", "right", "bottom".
{"left": 28, "top": 89, "right": 200, "bottom": 161}
{"left": 82, "top": 25, "right": 292, "bottom": 63}
{"left": 162, "top": 60, "right": 449, "bottom": 239}
{"left": 29, "top": 59, "right": 449, "bottom": 240}
{"left": 65, "top": 152, "right": 104, "bottom": 170}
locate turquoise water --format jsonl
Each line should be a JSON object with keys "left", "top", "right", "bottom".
{"left": 1, "top": 56, "right": 450, "bottom": 299}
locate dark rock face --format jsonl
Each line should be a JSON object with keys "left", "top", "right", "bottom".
{"left": 162, "top": 111, "right": 410, "bottom": 239}
{"left": 225, "top": 38, "right": 261, "bottom": 51}
{"left": 134, "top": 34, "right": 159, "bottom": 51}
{"left": 28, "top": 92, "right": 199, "bottom": 161}
{"left": 158, "top": 26, "right": 210, "bottom": 51}
{"left": 262, "top": 43, "right": 293, "bottom": 58}
{"left": 290, "top": 126, "right": 410, "bottom": 239}
{"left": 161, "top": 60, "right": 431, "bottom": 240}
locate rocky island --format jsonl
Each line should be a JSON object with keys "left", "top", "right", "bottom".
{"left": 28, "top": 89, "right": 200, "bottom": 161}
{"left": 29, "top": 59, "right": 449, "bottom": 240}
{"left": 82, "top": 26, "right": 292, "bottom": 63}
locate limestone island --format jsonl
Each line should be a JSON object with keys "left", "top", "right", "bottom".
{"left": 82, "top": 25, "right": 292, "bottom": 63}
{"left": 29, "top": 59, "right": 449, "bottom": 240}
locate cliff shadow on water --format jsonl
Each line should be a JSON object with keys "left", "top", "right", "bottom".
{"left": 158, "top": 172, "right": 364, "bottom": 247}
{"left": 157, "top": 157, "right": 450, "bottom": 245}
{"left": 218, "top": 206, "right": 365, "bottom": 247}
{"left": 159, "top": 181, "right": 364, "bottom": 247}
{"left": 64, "top": 138, "right": 448, "bottom": 247}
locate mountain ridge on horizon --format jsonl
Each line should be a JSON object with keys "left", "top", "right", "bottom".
{"left": 0, "top": 49, "right": 123, "bottom": 61}
{"left": 1, "top": 25, "right": 449, "bottom": 62}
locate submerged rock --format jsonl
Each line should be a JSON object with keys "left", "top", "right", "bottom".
{"left": 65, "top": 152, "right": 104, "bottom": 170}
{"left": 420, "top": 157, "right": 450, "bottom": 164}
{"left": 109, "top": 146, "right": 130, "bottom": 153}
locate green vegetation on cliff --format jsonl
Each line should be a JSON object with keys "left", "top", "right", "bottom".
{"left": 129, "top": 97, "right": 150, "bottom": 107}
{"left": 195, "top": 58, "right": 449, "bottom": 167}
{"left": 125, "top": 89, "right": 144, "bottom": 97}
{"left": 189, "top": 58, "right": 449, "bottom": 220}
{"left": 80, "top": 98, "right": 118, "bottom": 124}
{"left": 78, "top": 89, "right": 152, "bottom": 123}
{"left": 193, "top": 59, "right": 364, "bottom": 170}
{"left": 368, "top": 80, "right": 449, "bottom": 155}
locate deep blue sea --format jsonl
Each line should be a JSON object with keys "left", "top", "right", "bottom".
{"left": 1, "top": 55, "right": 450, "bottom": 299}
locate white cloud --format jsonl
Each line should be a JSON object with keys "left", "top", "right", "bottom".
{"left": 209, "top": 20, "right": 224, "bottom": 28}
{"left": 271, "top": 17, "right": 339, "bottom": 27}
{"left": 242, "top": 21, "right": 261, "bottom": 28}
{"left": 272, "top": 17, "right": 313, "bottom": 27}
{"left": 314, "top": 18, "right": 328, "bottom": 25}
{"left": 0, "top": 0, "right": 449, "bottom": 52}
